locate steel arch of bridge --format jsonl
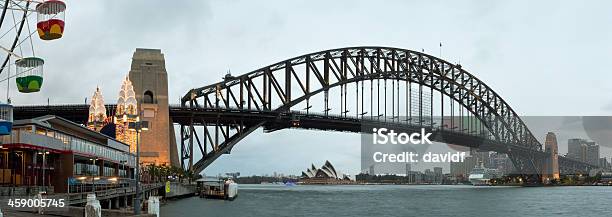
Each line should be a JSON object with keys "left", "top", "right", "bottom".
{"left": 180, "top": 46, "right": 543, "bottom": 175}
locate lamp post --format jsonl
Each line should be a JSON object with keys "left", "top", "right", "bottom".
{"left": 129, "top": 120, "right": 148, "bottom": 215}
{"left": 38, "top": 151, "right": 49, "bottom": 192}
{"left": 120, "top": 160, "right": 127, "bottom": 179}
{"left": 119, "top": 159, "right": 127, "bottom": 189}
{"left": 90, "top": 158, "right": 98, "bottom": 193}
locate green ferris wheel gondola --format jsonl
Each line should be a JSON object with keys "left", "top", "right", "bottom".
{"left": 15, "top": 57, "right": 45, "bottom": 93}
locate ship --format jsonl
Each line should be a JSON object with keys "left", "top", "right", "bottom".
{"left": 468, "top": 163, "right": 498, "bottom": 186}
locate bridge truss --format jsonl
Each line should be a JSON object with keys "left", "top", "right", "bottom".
{"left": 178, "top": 46, "right": 578, "bottom": 180}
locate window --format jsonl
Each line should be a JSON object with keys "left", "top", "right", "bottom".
{"left": 143, "top": 90, "right": 154, "bottom": 104}
{"left": 36, "top": 128, "right": 46, "bottom": 135}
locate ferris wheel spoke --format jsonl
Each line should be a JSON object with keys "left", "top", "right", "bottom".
{"left": 0, "top": 0, "right": 35, "bottom": 12}
{"left": 0, "top": 0, "right": 9, "bottom": 31}
{"left": 10, "top": 4, "right": 23, "bottom": 57}
{"left": 0, "top": 0, "right": 26, "bottom": 76}
{"left": 0, "top": 7, "right": 31, "bottom": 41}
{"left": 0, "top": 45, "right": 21, "bottom": 58}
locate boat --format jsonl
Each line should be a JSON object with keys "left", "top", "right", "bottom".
{"left": 197, "top": 178, "right": 238, "bottom": 200}
{"left": 468, "top": 163, "right": 498, "bottom": 186}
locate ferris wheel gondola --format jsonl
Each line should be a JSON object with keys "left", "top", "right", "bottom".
{"left": 15, "top": 56, "right": 43, "bottom": 92}
{"left": 0, "top": 0, "right": 66, "bottom": 96}
{"left": 0, "top": 102, "right": 12, "bottom": 135}
{"left": 36, "top": 0, "right": 65, "bottom": 40}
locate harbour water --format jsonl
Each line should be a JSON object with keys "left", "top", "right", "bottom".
{"left": 160, "top": 184, "right": 612, "bottom": 217}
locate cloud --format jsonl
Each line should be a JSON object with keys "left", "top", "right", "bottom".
{"left": 604, "top": 101, "right": 612, "bottom": 111}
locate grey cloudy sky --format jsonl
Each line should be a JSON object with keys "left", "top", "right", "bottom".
{"left": 2, "top": 0, "right": 611, "bottom": 176}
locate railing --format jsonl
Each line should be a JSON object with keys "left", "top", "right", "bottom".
{"left": 1, "top": 128, "right": 137, "bottom": 168}
{"left": 66, "top": 182, "right": 164, "bottom": 204}
{"left": 1, "top": 130, "right": 68, "bottom": 151}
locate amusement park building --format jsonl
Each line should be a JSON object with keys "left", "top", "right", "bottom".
{"left": 0, "top": 115, "right": 136, "bottom": 194}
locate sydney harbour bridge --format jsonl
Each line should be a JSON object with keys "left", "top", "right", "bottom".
{"left": 13, "top": 46, "right": 596, "bottom": 183}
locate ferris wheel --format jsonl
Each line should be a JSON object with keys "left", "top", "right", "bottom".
{"left": 0, "top": 0, "right": 66, "bottom": 135}
{"left": 0, "top": 0, "right": 65, "bottom": 94}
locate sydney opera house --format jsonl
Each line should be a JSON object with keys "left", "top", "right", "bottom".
{"left": 300, "top": 161, "right": 352, "bottom": 184}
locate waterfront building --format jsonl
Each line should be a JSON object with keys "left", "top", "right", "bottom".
{"left": 423, "top": 169, "right": 434, "bottom": 183}
{"left": 0, "top": 115, "right": 136, "bottom": 194}
{"left": 406, "top": 170, "right": 421, "bottom": 183}
{"left": 300, "top": 161, "right": 352, "bottom": 184}
{"left": 567, "top": 138, "right": 583, "bottom": 160}
{"left": 472, "top": 150, "right": 490, "bottom": 168}
{"left": 434, "top": 167, "right": 443, "bottom": 184}
{"left": 584, "top": 142, "right": 599, "bottom": 166}
{"left": 567, "top": 138, "right": 600, "bottom": 165}
{"left": 487, "top": 152, "right": 514, "bottom": 175}
{"left": 542, "top": 132, "right": 560, "bottom": 182}
{"left": 450, "top": 155, "right": 478, "bottom": 180}
{"left": 599, "top": 158, "right": 610, "bottom": 169}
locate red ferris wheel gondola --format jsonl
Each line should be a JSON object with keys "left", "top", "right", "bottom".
{"left": 36, "top": 0, "right": 66, "bottom": 40}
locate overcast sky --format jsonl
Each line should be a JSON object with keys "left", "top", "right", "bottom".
{"left": 2, "top": 0, "right": 611, "bottom": 176}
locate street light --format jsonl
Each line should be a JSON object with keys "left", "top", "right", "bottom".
{"left": 129, "top": 120, "right": 148, "bottom": 215}
{"left": 37, "top": 151, "right": 50, "bottom": 192}
{"left": 119, "top": 160, "right": 127, "bottom": 179}
{"left": 90, "top": 158, "right": 98, "bottom": 193}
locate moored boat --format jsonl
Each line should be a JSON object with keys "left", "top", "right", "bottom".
{"left": 197, "top": 178, "right": 238, "bottom": 200}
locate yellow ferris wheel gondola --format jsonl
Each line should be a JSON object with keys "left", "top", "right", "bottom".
{"left": 15, "top": 57, "right": 44, "bottom": 93}
{"left": 36, "top": 0, "right": 66, "bottom": 40}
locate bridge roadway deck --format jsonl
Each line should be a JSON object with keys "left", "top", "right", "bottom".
{"left": 13, "top": 104, "right": 596, "bottom": 172}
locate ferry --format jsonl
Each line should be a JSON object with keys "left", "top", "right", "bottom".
{"left": 197, "top": 178, "right": 238, "bottom": 200}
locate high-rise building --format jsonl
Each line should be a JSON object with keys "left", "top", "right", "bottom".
{"left": 567, "top": 138, "right": 599, "bottom": 165}
{"left": 600, "top": 158, "right": 610, "bottom": 169}
{"left": 584, "top": 142, "right": 599, "bottom": 166}
{"left": 433, "top": 167, "right": 443, "bottom": 183}
{"left": 471, "top": 149, "right": 490, "bottom": 167}
{"left": 450, "top": 155, "right": 478, "bottom": 180}
{"left": 405, "top": 163, "right": 411, "bottom": 175}
{"left": 567, "top": 138, "right": 584, "bottom": 160}
{"left": 542, "top": 132, "right": 560, "bottom": 181}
